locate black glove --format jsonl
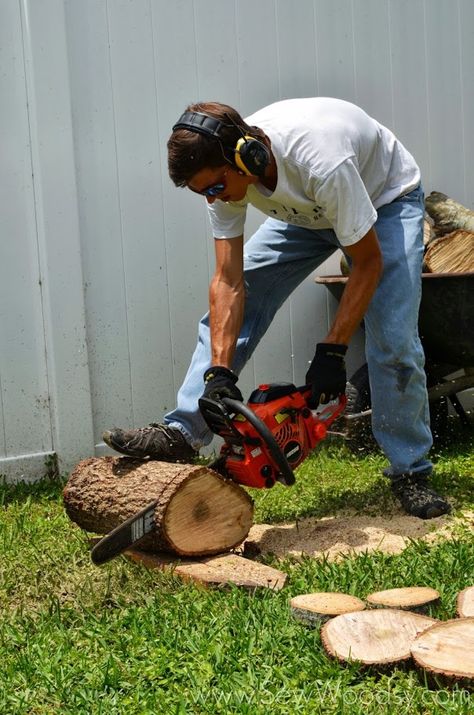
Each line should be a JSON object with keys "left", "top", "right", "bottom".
{"left": 201, "top": 366, "right": 243, "bottom": 402}
{"left": 305, "top": 342, "right": 348, "bottom": 407}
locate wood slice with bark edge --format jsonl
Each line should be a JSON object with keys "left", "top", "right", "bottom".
{"left": 63, "top": 456, "right": 254, "bottom": 557}
{"left": 290, "top": 592, "right": 365, "bottom": 627}
{"left": 366, "top": 587, "right": 440, "bottom": 614}
{"left": 125, "top": 549, "right": 287, "bottom": 590}
{"left": 321, "top": 609, "right": 436, "bottom": 667}
{"left": 423, "top": 230, "right": 474, "bottom": 274}
{"left": 457, "top": 587, "right": 474, "bottom": 618}
{"left": 425, "top": 192, "right": 474, "bottom": 236}
{"left": 411, "top": 618, "right": 474, "bottom": 687}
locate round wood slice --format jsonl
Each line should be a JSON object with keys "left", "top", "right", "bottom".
{"left": 290, "top": 592, "right": 365, "bottom": 627}
{"left": 457, "top": 587, "right": 474, "bottom": 618}
{"left": 411, "top": 618, "right": 474, "bottom": 684}
{"left": 366, "top": 586, "right": 440, "bottom": 613}
{"left": 321, "top": 609, "right": 436, "bottom": 666}
{"left": 64, "top": 456, "right": 254, "bottom": 557}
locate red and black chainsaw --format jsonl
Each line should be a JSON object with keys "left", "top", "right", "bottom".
{"left": 91, "top": 383, "right": 346, "bottom": 564}
{"left": 199, "top": 382, "right": 346, "bottom": 489}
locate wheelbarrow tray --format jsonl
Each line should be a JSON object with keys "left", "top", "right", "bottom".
{"left": 316, "top": 272, "right": 474, "bottom": 369}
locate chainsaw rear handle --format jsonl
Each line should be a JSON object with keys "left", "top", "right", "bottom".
{"left": 220, "top": 397, "right": 296, "bottom": 486}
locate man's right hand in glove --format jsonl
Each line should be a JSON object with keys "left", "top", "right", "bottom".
{"left": 201, "top": 366, "right": 243, "bottom": 403}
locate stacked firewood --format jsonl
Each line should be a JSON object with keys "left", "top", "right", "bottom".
{"left": 424, "top": 192, "right": 474, "bottom": 273}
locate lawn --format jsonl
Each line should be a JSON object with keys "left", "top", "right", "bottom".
{"left": 1, "top": 427, "right": 473, "bottom": 714}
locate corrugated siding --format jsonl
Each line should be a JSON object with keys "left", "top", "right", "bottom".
{"left": 1, "top": 0, "right": 473, "bottom": 481}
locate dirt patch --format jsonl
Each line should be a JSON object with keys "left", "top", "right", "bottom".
{"left": 243, "top": 509, "right": 473, "bottom": 561}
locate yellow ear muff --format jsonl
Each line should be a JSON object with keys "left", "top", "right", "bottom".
{"left": 234, "top": 136, "right": 255, "bottom": 175}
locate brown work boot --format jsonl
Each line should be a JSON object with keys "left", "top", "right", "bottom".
{"left": 390, "top": 473, "right": 451, "bottom": 519}
{"left": 103, "top": 424, "right": 197, "bottom": 462}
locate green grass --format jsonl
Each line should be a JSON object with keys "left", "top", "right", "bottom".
{"left": 0, "top": 428, "right": 473, "bottom": 714}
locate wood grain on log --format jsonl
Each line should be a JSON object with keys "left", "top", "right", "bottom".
{"left": 423, "top": 230, "right": 474, "bottom": 274}
{"left": 457, "top": 586, "right": 474, "bottom": 618}
{"left": 425, "top": 192, "right": 474, "bottom": 236}
{"left": 411, "top": 618, "right": 474, "bottom": 685}
{"left": 366, "top": 586, "right": 439, "bottom": 613}
{"left": 63, "top": 457, "right": 254, "bottom": 557}
{"left": 290, "top": 592, "right": 365, "bottom": 627}
{"left": 321, "top": 609, "right": 436, "bottom": 666}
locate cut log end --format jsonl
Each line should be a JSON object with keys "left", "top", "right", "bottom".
{"left": 290, "top": 592, "right": 365, "bottom": 627}
{"left": 366, "top": 586, "right": 440, "bottom": 613}
{"left": 457, "top": 586, "right": 474, "bottom": 618}
{"left": 411, "top": 618, "right": 474, "bottom": 686}
{"left": 321, "top": 609, "right": 436, "bottom": 667}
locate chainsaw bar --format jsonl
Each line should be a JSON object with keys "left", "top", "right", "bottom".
{"left": 90, "top": 499, "right": 158, "bottom": 565}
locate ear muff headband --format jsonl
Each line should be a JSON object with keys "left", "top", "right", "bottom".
{"left": 172, "top": 111, "right": 270, "bottom": 177}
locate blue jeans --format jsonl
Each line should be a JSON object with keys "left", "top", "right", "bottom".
{"left": 165, "top": 185, "right": 432, "bottom": 477}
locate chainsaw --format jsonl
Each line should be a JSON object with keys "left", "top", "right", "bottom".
{"left": 199, "top": 382, "right": 346, "bottom": 488}
{"left": 91, "top": 383, "right": 346, "bottom": 564}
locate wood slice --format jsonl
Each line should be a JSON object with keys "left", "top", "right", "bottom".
{"left": 366, "top": 586, "right": 440, "bottom": 613}
{"left": 63, "top": 456, "right": 254, "bottom": 557}
{"left": 425, "top": 191, "right": 474, "bottom": 236}
{"left": 411, "top": 618, "right": 474, "bottom": 685}
{"left": 290, "top": 592, "right": 365, "bottom": 627}
{"left": 321, "top": 609, "right": 436, "bottom": 667}
{"left": 126, "top": 549, "right": 287, "bottom": 590}
{"left": 457, "top": 586, "right": 474, "bottom": 618}
{"left": 423, "top": 230, "right": 474, "bottom": 274}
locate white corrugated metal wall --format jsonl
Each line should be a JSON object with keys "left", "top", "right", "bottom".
{"left": 1, "top": 0, "right": 473, "bottom": 481}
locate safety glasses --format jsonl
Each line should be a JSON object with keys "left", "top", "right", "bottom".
{"left": 188, "top": 169, "right": 228, "bottom": 197}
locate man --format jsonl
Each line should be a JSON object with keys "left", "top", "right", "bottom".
{"left": 104, "top": 97, "right": 451, "bottom": 519}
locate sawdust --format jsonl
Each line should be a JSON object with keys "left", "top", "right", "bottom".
{"left": 243, "top": 509, "right": 474, "bottom": 562}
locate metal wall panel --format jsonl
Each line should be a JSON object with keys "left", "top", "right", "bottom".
{"left": 1, "top": 0, "right": 472, "bottom": 480}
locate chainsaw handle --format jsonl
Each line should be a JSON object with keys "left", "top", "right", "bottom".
{"left": 221, "top": 397, "right": 295, "bottom": 486}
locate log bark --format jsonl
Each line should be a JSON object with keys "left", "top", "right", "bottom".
{"left": 423, "top": 230, "right": 474, "bottom": 274}
{"left": 425, "top": 191, "right": 474, "bottom": 236}
{"left": 321, "top": 609, "right": 436, "bottom": 667}
{"left": 457, "top": 586, "right": 474, "bottom": 618}
{"left": 411, "top": 618, "right": 474, "bottom": 687}
{"left": 290, "top": 592, "right": 365, "bottom": 627}
{"left": 366, "top": 586, "right": 439, "bottom": 613}
{"left": 63, "top": 456, "right": 254, "bottom": 557}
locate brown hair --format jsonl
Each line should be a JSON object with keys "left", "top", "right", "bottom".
{"left": 167, "top": 101, "right": 264, "bottom": 186}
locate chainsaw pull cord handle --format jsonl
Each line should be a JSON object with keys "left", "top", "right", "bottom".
{"left": 221, "top": 397, "right": 295, "bottom": 486}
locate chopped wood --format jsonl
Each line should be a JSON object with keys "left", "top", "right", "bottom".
{"left": 411, "top": 618, "right": 474, "bottom": 685}
{"left": 425, "top": 191, "right": 474, "bottom": 236}
{"left": 423, "top": 216, "right": 436, "bottom": 246}
{"left": 290, "top": 592, "right": 365, "bottom": 627}
{"left": 423, "top": 230, "right": 474, "bottom": 274}
{"left": 125, "top": 548, "right": 287, "bottom": 590}
{"left": 321, "top": 609, "right": 436, "bottom": 667}
{"left": 366, "top": 586, "right": 440, "bottom": 613}
{"left": 63, "top": 456, "right": 254, "bottom": 557}
{"left": 457, "top": 586, "right": 474, "bottom": 618}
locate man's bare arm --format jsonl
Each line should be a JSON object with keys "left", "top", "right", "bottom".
{"left": 209, "top": 235, "right": 245, "bottom": 367}
{"left": 325, "top": 226, "right": 383, "bottom": 345}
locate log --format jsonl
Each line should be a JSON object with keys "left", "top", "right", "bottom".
{"left": 63, "top": 456, "right": 254, "bottom": 557}
{"left": 425, "top": 191, "right": 474, "bottom": 236}
{"left": 457, "top": 586, "right": 474, "bottom": 618}
{"left": 321, "top": 609, "right": 436, "bottom": 667}
{"left": 411, "top": 618, "right": 474, "bottom": 686}
{"left": 125, "top": 549, "right": 287, "bottom": 590}
{"left": 423, "top": 230, "right": 474, "bottom": 274}
{"left": 290, "top": 592, "right": 365, "bottom": 627}
{"left": 366, "top": 586, "right": 440, "bottom": 613}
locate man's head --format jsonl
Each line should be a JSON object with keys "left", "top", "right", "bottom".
{"left": 167, "top": 101, "right": 270, "bottom": 202}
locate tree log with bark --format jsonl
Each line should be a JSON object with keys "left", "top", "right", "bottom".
{"left": 63, "top": 456, "right": 254, "bottom": 557}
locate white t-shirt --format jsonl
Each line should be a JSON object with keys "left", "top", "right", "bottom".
{"left": 207, "top": 97, "right": 420, "bottom": 247}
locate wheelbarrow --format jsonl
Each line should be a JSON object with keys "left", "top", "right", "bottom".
{"left": 316, "top": 272, "right": 474, "bottom": 450}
